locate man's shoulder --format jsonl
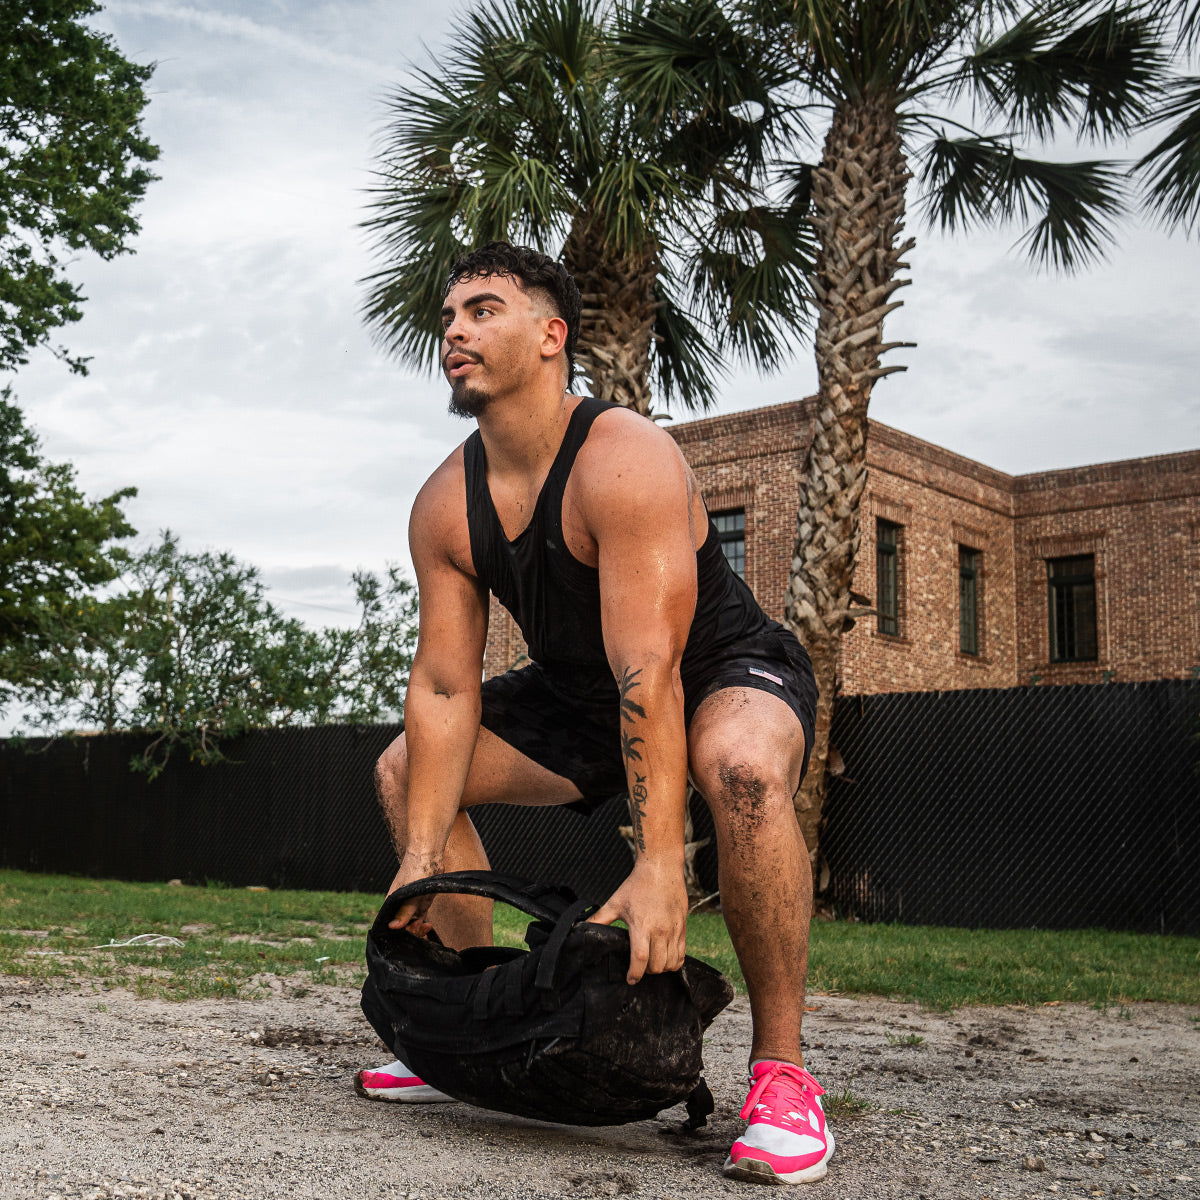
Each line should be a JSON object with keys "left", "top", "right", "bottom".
{"left": 579, "top": 404, "right": 684, "bottom": 476}
{"left": 411, "top": 441, "right": 472, "bottom": 551}
{"left": 569, "top": 404, "right": 692, "bottom": 539}
{"left": 415, "top": 440, "right": 469, "bottom": 510}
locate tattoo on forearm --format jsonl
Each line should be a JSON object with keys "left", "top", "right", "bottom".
{"left": 621, "top": 728, "right": 644, "bottom": 763}
{"left": 630, "top": 771, "right": 648, "bottom": 854}
{"left": 618, "top": 667, "right": 646, "bottom": 722}
{"left": 619, "top": 665, "right": 648, "bottom": 856}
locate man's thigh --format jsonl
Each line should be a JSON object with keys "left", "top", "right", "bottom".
{"left": 459, "top": 724, "right": 585, "bottom": 809}
{"left": 473, "top": 662, "right": 626, "bottom": 811}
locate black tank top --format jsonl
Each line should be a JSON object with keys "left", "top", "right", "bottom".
{"left": 464, "top": 397, "right": 775, "bottom": 696}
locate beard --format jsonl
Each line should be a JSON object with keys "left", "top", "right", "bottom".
{"left": 447, "top": 379, "right": 493, "bottom": 419}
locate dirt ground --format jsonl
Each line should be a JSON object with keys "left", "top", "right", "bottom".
{"left": 1, "top": 973, "right": 1196, "bottom": 1200}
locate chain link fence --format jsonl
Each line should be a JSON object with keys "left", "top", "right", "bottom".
{"left": 2, "top": 680, "right": 1196, "bottom": 932}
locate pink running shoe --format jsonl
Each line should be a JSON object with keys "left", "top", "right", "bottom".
{"left": 354, "top": 1058, "right": 454, "bottom": 1103}
{"left": 724, "top": 1060, "right": 835, "bottom": 1184}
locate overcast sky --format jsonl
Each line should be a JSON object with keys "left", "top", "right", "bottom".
{"left": 8, "top": 0, "right": 1199, "bottom": 629}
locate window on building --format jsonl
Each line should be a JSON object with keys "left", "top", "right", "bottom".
{"left": 876, "top": 519, "right": 901, "bottom": 635}
{"left": 1047, "top": 554, "right": 1098, "bottom": 662}
{"left": 712, "top": 509, "right": 745, "bottom": 579}
{"left": 959, "top": 546, "right": 981, "bottom": 656}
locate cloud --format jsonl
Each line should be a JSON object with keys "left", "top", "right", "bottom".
{"left": 259, "top": 563, "right": 366, "bottom": 625}
{"left": 104, "top": 1, "right": 394, "bottom": 78}
{"left": 714, "top": 208, "right": 1199, "bottom": 476}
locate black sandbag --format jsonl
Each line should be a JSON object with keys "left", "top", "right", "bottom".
{"left": 361, "top": 870, "right": 734, "bottom": 1126}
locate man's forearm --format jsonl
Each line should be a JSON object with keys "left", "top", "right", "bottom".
{"left": 617, "top": 657, "right": 688, "bottom": 871}
{"left": 400, "top": 675, "right": 481, "bottom": 864}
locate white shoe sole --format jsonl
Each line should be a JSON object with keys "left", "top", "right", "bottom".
{"left": 723, "top": 1130, "right": 835, "bottom": 1185}
{"left": 723, "top": 1155, "right": 829, "bottom": 1185}
{"left": 354, "top": 1075, "right": 455, "bottom": 1103}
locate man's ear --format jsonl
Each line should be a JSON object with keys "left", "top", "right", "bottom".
{"left": 540, "top": 315, "right": 569, "bottom": 362}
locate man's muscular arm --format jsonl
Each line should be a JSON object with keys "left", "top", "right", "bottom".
{"left": 586, "top": 416, "right": 697, "bottom": 984}
{"left": 386, "top": 461, "right": 489, "bottom": 932}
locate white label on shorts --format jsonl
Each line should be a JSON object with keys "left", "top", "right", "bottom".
{"left": 747, "top": 666, "right": 784, "bottom": 686}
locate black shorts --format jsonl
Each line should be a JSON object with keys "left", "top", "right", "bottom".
{"left": 479, "top": 624, "right": 818, "bottom": 814}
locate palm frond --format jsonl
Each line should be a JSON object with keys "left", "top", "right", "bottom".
{"left": 857, "top": 0, "right": 971, "bottom": 90}
{"left": 460, "top": 150, "right": 576, "bottom": 243}
{"left": 360, "top": 180, "right": 470, "bottom": 369}
{"left": 1009, "top": 154, "right": 1125, "bottom": 269}
{"left": 745, "top": 0, "right": 972, "bottom": 96}
{"left": 918, "top": 133, "right": 1004, "bottom": 231}
{"left": 766, "top": 0, "right": 854, "bottom": 83}
{"left": 1155, "top": 0, "right": 1200, "bottom": 53}
{"left": 613, "top": 0, "right": 801, "bottom": 163}
{"left": 1181, "top": 0, "right": 1200, "bottom": 52}
{"left": 651, "top": 283, "right": 725, "bottom": 411}
{"left": 1137, "top": 75, "right": 1200, "bottom": 234}
{"left": 959, "top": 1, "right": 1167, "bottom": 142}
{"left": 919, "top": 132, "right": 1125, "bottom": 270}
{"left": 586, "top": 155, "right": 700, "bottom": 249}
{"left": 687, "top": 168, "right": 817, "bottom": 370}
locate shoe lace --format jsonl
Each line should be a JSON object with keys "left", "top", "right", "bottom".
{"left": 739, "top": 1062, "right": 825, "bottom": 1123}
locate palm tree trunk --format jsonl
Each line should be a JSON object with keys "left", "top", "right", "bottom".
{"left": 563, "top": 214, "right": 658, "bottom": 415}
{"left": 784, "top": 95, "right": 914, "bottom": 874}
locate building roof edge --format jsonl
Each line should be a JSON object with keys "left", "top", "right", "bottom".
{"left": 667, "top": 399, "right": 1199, "bottom": 494}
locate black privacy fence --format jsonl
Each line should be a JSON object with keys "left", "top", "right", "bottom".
{"left": 0, "top": 723, "right": 635, "bottom": 904}
{"left": 1, "top": 680, "right": 1196, "bottom": 934}
{"left": 822, "top": 679, "right": 1199, "bottom": 935}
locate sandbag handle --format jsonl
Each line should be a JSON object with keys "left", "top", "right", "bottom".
{"left": 370, "top": 869, "right": 580, "bottom": 937}
{"left": 533, "top": 897, "right": 594, "bottom": 991}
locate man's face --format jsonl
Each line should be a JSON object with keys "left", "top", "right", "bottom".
{"left": 439, "top": 273, "right": 553, "bottom": 419}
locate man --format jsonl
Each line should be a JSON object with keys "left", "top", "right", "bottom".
{"left": 357, "top": 241, "right": 833, "bottom": 1186}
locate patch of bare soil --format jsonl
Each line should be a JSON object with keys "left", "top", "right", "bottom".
{"left": 1, "top": 975, "right": 1196, "bottom": 1200}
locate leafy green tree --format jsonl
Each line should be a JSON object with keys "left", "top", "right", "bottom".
{"left": 319, "top": 566, "right": 420, "bottom": 725}
{"left": 724, "top": 0, "right": 1170, "bottom": 863}
{"left": 362, "top": 0, "right": 814, "bottom": 414}
{"left": 1138, "top": 1, "right": 1200, "bottom": 232}
{"left": 0, "top": 387, "right": 136, "bottom": 696}
{"left": 1, "top": 0, "right": 158, "bottom": 373}
{"left": 14, "top": 534, "right": 419, "bottom": 777}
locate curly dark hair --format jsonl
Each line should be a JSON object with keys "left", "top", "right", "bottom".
{"left": 445, "top": 241, "right": 581, "bottom": 387}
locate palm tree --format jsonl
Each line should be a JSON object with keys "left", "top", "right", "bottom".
{"left": 361, "top": 0, "right": 816, "bottom": 415}
{"left": 726, "top": 0, "right": 1171, "bottom": 865}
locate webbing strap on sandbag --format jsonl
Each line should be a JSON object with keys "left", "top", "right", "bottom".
{"left": 533, "top": 898, "right": 593, "bottom": 990}
{"left": 684, "top": 1077, "right": 716, "bottom": 1131}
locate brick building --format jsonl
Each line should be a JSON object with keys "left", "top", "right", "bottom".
{"left": 483, "top": 399, "right": 1200, "bottom": 695}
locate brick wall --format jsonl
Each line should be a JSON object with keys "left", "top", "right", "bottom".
{"left": 838, "top": 423, "right": 1019, "bottom": 695}
{"left": 674, "top": 402, "right": 1200, "bottom": 693}
{"left": 482, "top": 399, "right": 1200, "bottom": 693}
{"left": 484, "top": 593, "right": 529, "bottom": 677}
{"left": 1012, "top": 454, "right": 1200, "bottom": 686}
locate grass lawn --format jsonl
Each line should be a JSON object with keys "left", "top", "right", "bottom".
{"left": 2, "top": 869, "right": 1197, "bottom": 1009}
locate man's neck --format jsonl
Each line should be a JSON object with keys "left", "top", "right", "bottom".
{"left": 476, "top": 384, "right": 575, "bottom": 479}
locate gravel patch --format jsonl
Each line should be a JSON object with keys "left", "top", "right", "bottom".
{"left": 1, "top": 975, "right": 1196, "bottom": 1199}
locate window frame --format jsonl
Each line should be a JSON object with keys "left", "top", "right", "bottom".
{"left": 876, "top": 518, "right": 901, "bottom": 637}
{"left": 1046, "top": 554, "right": 1098, "bottom": 663}
{"left": 958, "top": 545, "right": 981, "bottom": 657}
{"left": 711, "top": 507, "right": 746, "bottom": 580}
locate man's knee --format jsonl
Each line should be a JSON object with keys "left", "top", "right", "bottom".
{"left": 375, "top": 734, "right": 409, "bottom": 810}
{"left": 694, "top": 753, "right": 794, "bottom": 836}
